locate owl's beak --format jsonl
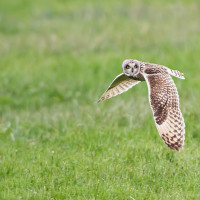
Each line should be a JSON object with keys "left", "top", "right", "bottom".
{"left": 131, "top": 68, "right": 134, "bottom": 73}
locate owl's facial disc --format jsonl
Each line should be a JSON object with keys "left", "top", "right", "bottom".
{"left": 122, "top": 59, "right": 140, "bottom": 77}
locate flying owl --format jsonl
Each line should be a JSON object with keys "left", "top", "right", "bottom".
{"left": 97, "top": 59, "right": 185, "bottom": 151}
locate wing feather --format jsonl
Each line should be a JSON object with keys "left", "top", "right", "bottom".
{"left": 97, "top": 73, "right": 140, "bottom": 103}
{"left": 144, "top": 73, "right": 185, "bottom": 151}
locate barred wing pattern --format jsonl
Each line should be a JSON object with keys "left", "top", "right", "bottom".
{"left": 144, "top": 73, "right": 185, "bottom": 151}
{"left": 97, "top": 73, "right": 140, "bottom": 103}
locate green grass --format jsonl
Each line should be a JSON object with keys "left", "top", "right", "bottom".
{"left": 0, "top": 0, "right": 200, "bottom": 199}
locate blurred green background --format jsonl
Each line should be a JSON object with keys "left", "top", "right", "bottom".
{"left": 0, "top": 0, "right": 200, "bottom": 199}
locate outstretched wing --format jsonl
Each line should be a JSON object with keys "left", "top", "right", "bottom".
{"left": 144, "top": 73, "right": 185, "bottom": 151}
{"left": 97, "top": 73, "right": 140, "bottom": 103}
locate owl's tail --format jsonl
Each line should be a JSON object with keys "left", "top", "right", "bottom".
{"left": 167, "top": 68, "right": 185, "bottom": 79}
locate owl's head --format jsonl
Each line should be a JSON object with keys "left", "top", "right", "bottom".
{"left": 122, "top": 59, "right": 140, "bottom": 77}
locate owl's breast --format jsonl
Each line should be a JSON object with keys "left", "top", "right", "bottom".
{"left": 134, "top": 73, "right": 145, "bottom": 81}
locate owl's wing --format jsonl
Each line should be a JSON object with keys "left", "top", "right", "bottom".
{"left": 144, "top": 73, "right": 185, "bottom": 151}
{"left": 97, "top": 73, "right": 140, "bottom": 103}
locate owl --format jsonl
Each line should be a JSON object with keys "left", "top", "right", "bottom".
{"left": 97, "top": 59, "right": 185, "bottom": 151}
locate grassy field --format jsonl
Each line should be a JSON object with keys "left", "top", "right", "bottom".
{"left": 0, "top": 0, "right": 200, "bottom": 199}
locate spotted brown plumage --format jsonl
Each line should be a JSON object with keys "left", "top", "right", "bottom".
{"left": 97, "top": 59, "right": 185, "bottom": 151}
{"left": 144, "top": 72, "right": 185, "bottom": 151}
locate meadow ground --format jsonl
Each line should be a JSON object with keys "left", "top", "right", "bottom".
{"left": 0, "top": 0, "right": 200, "bottom": 199}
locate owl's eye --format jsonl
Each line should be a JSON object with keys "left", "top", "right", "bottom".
{"left": 126, "top": 65, "right": 130, "bottom": 69}
{"left": 134, "top": 65, "right": 137, "bottom": 69}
